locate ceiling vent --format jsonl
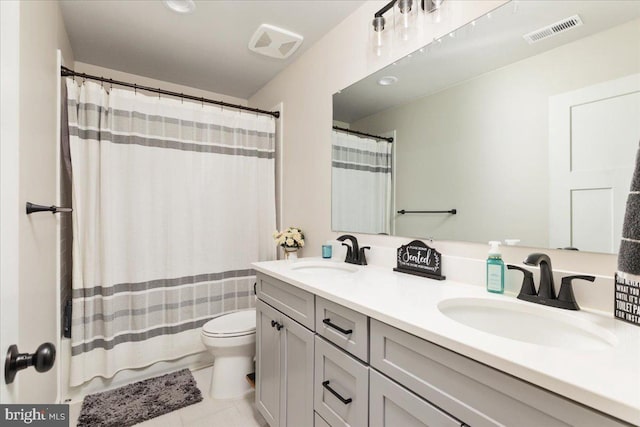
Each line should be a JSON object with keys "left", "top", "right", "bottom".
{"left": 523, "top": 15, "right": 583, "bottom": 44}
{"left": 248, "top": 24, "right": 304, "bottom": 59}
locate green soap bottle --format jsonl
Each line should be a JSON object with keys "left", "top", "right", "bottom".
{"left": 486, "top": 241, "right": 504, "bottom": 294}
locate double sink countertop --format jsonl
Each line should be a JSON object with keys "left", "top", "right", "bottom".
{"left": 253, "top": 258, "right": 640, "bottom": 425}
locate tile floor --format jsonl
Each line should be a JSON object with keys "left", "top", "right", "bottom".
{"left": 68, "top": 366, "right": 269, "bottom": 427}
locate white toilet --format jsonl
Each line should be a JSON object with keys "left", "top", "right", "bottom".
{"left": 201, "top": 308, "right": 256, "bottom": 399}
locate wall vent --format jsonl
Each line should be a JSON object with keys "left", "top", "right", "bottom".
{"left": 523, "top": 15, "right": 583, "bottom": 44}
{"left": 248, "top": 24, "right": 303, "bottom": 59}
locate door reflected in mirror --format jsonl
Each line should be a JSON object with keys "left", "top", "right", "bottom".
{"left": 332, "top": 0, "right": 640, "bottom": 253}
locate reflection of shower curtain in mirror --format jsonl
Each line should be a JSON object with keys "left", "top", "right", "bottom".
{"left": 331, "top": 130, "right": 392, "bottom": 234}
{"left": 65, "top": 79, "right": 276, "bottom": 386}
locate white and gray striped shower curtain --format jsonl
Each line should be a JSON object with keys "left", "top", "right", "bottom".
{"left": 65, "top": 79, "right": 276, "bottom": 386}
{"left": 331, "top": 130, "right": 392, "bottom": 234}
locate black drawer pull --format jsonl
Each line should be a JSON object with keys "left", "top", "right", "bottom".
{"left": 322, "top": 318, "right": 353, "bottom": 335}
{"left": 322, "top": 380, "right": 352, "bottom": 405}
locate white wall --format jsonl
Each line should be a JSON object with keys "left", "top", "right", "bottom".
{"left": 73, "top": 62, "right": 248, "bottom": 107}
{"left": 250, "top": 0, "right": 618, "bottom": 285}
{"left": 352, "top": 18, "right": 640, "bottom": 247}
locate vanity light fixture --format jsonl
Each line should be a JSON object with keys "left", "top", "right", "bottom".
{"left": 378, "top": 76, "right": 399, "bottom": 86}
{"left": 372, "top": 0, "right": 445, "bottom": 52}
{"left": 163, "top": 0, "right": 196, "bottom": 14}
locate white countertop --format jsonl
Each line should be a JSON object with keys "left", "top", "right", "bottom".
{"left": 253, "top": 258, "right": 640, "bottom": 425}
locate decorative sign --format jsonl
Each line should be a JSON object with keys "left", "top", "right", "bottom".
{"left": 394, "top": 240, "right": 445, "bottom": 280}
{"left": 615, "top": 274, "right": 640, "bottom": 326}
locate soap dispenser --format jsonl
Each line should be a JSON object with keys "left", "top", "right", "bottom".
{"left": 486, "top": 241, "right": 505, "bottom": 294}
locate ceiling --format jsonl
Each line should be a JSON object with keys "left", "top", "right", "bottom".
{"left": 60, "top": 0, "right": 364, "bottom": 100}
{"left": 333, "top": 0, "right": 640, "bottom": 122}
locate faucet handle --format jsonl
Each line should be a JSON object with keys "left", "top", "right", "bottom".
{"left": 507, "top": 265, "right": 536, "bottom": 298}
{"left": 358, "top": 246, "right": 370, "bottom": 266}
{"left": 557, "top": 275, "right": 595, "bottom": 310}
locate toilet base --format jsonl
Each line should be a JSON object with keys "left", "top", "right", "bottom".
{"left": 209, "top": 355, "right": 254, "bottom": 399}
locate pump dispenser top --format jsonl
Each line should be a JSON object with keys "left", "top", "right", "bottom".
{"left": 488, "top": 241, "right": 502, "bottom": 256}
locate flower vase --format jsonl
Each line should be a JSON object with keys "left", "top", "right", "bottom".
{"left": 284, "top": 247, "right": 298, "bottom": 260}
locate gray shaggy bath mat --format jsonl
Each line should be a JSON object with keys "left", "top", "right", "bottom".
{"left": 77, "top": 368, "right": 202, "bottom": 426}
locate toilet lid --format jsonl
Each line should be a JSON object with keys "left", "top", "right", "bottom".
{"left": 202, "top": 309, "right": 256, "bottom": 337}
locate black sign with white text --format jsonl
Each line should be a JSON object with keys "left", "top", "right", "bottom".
{"left": 615, "top": 274, "right": 640, "bottom": 326}
{"left": 394, "top": 240, "right": 445, "bottom": 280}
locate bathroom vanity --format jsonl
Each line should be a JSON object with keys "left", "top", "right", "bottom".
{"left": 253, "top": 259, "right": 639, "bottom": 427}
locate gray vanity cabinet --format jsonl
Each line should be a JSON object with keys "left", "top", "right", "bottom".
{"left": 370, "top": 319, "right": 630, "bottom": 427}
{"left": 256, "top": 271, "right": 631, "bottom": 427}
{"left": 369, "top": 369, "right": 462, "bottom": 427}
{"left": 255, "top": 274, "right": 315, "bottom": 427}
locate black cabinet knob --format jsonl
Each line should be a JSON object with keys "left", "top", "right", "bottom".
{"left": 270, "top": 320, "right": 283, "bottom": 330}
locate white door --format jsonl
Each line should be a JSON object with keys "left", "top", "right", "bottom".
{"left": 1, "top": 1, "right": 61, "bottom": 404}
{"left": 549, "top": 74, "right": 640, "bottom": 253}
{"left": 1, "top": 0, "right": 21, "bottom": 404}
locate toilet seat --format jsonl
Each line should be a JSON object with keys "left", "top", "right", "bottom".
{"left": 202, "top": 309, "right": 256, "bottom": 338}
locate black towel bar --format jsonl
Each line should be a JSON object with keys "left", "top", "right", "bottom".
{"left": 397, "top": 209, "right": 457, "bottom": 215}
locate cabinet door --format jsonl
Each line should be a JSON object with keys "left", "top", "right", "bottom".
{"left": 282, "top": 314, "right": 315, "bottom": 427}
{"left": 370, "top": 370, "right": 462, "bottom": 427}
{"left": 256, "top": 300, "right": 283, "bottom": 427}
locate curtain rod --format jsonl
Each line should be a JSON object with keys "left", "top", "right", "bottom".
{"left": 60, "top": 66, "right": 280, "bottom": 119}
{"left": 332, "top": 126, "right": 393, "bottom": 143}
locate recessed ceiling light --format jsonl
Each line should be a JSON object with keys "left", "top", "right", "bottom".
{"left": 164, "top": 0, "right": 196, "bottom": 14}
{"left": 378, "top": 76, "right": 398, "bottom": 86}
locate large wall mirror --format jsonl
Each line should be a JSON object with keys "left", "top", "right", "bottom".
{"left": 332, "top": 0, "right": 640, "bottom": 254}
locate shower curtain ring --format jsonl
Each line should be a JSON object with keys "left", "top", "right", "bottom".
{"left": 134, "top": 84, "right": 137, "bottom": 95}
{"left": 201, "top": 97, "right": 204, "bottom": 108}
{"left": 158, "top": 89, "right": 161, "bottom": 100}
{"left": 101, "top": 78, "right": 104, "bottom": 88}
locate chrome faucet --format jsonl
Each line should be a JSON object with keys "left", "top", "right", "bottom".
{"left": 336, "top": 235, "right": 369, "bottom": 265}
{"left": 509, "top": 253, "right": 595, "bottom": 310}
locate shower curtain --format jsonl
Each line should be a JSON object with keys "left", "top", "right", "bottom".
{"left": 331, "top": 130, "right": 392, "bottom": 234}
{"left": 65, "top": 79, "right": 276, "bottom": 386}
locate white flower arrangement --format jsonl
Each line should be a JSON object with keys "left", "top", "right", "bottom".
{"left": 273, "top": 227, "right": 305, "bottom": 249}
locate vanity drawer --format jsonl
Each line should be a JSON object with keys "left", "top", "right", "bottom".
{"left": 257, "top": 272, "right": 315, "bottom": 330}
{"left": 316, "top": 296, "right": 368, "bottom": 362}
{"left": 370, "top": 319, "right": 629, "bottom": 427}
{"left": 314, "top": 336, "right": 368, "bottom": 427}
{"left": 314, "top": 412, "right": 331, "bottom": 427}
{"left": 370, "top": 369, "right": 462, "bottom": 427}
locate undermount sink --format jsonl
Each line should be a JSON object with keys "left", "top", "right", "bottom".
{"left": 289, "top": 261, "right": 358, "bottom": 277}
{"left": 438, "top": 297, "right": 618, "bottom": 351}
